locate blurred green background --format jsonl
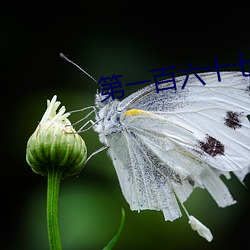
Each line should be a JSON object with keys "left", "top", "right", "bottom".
{"left": 2, "top": 2, "right": 250, "bottom": 250}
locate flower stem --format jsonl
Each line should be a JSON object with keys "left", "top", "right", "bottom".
{"left": 47, "top": 165, "right": 63, "bottom": 250}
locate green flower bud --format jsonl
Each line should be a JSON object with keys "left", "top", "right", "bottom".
{"left": 26, "top": 95, "right": 87, "bottom": 178}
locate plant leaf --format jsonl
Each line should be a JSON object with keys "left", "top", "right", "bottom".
{"left": 102, "top": 208, "right": 125, "bottom": 250}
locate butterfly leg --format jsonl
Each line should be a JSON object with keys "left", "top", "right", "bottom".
{"left": 68, "top": 106, "right": 99, "bottom": 132}
{"left": 77, "top": 145, "right": 108, "bottom": 176}
{"left": 70, "top": 106, "right": 96, "bottom": 124}
{"left": 85, "top": 145, "right": 108, "bottom": 165}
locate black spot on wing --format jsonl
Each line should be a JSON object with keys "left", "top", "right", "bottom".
{"left": 199, "top": 135, "right": 225, "bottom": 157}
{"left": 224, "top": 111, "right": 243, "bottom": 130}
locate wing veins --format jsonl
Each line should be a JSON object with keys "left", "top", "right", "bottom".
{"left": 124, "top": 130, "right": 152, "bottom": 208}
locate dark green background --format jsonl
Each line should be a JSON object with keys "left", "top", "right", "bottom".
{"left": 2, "top": 2, "right": 250, "bottom": 250}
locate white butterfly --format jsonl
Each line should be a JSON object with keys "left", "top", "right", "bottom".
{"left": 58, "top": 51, "right": 250, "bottom": 242}
{"left": 85, "top": 71, "right": 249, "bottom": 241}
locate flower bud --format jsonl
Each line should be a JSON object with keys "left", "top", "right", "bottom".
{"left": 26, "top": 95, "right": 87, "bottom": 178}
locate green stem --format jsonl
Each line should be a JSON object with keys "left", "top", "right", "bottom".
{"left": 47, "top": 165, "right": 63, "bottom": 250}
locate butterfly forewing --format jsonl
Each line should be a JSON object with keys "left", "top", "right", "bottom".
{"left": 118, "top": 71, "right": 250, "bottom": 172}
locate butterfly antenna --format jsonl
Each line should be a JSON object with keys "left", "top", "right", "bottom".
{"left": 60, "top": 53, "right": 98, "bottom": 84}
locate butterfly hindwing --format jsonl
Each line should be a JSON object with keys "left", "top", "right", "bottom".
{"left": 107, "top": 124, "right": 182, "bottom": 221}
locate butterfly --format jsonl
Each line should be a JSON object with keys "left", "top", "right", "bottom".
{"left": 91, "top": 71, "right": 250, "bottom": 241}
{"left": 61, "top": 55, "right": 250, "bottom": 241}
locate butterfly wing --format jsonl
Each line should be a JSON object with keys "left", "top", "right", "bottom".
{"left": 111, "top": 110, "right": 236, "bottom": 220}
{"left": 107, "top": 125, "right": 182, "bottom": 221}
{"left": 118, "top": 71, "right": 250, "bottom": 174}
{"left": 104, "top": 71, "right": 250, "bottom": 221}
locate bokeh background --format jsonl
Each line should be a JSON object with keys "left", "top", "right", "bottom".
{"left": 2, "top": 2, "right": 250, "bottom": 250}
